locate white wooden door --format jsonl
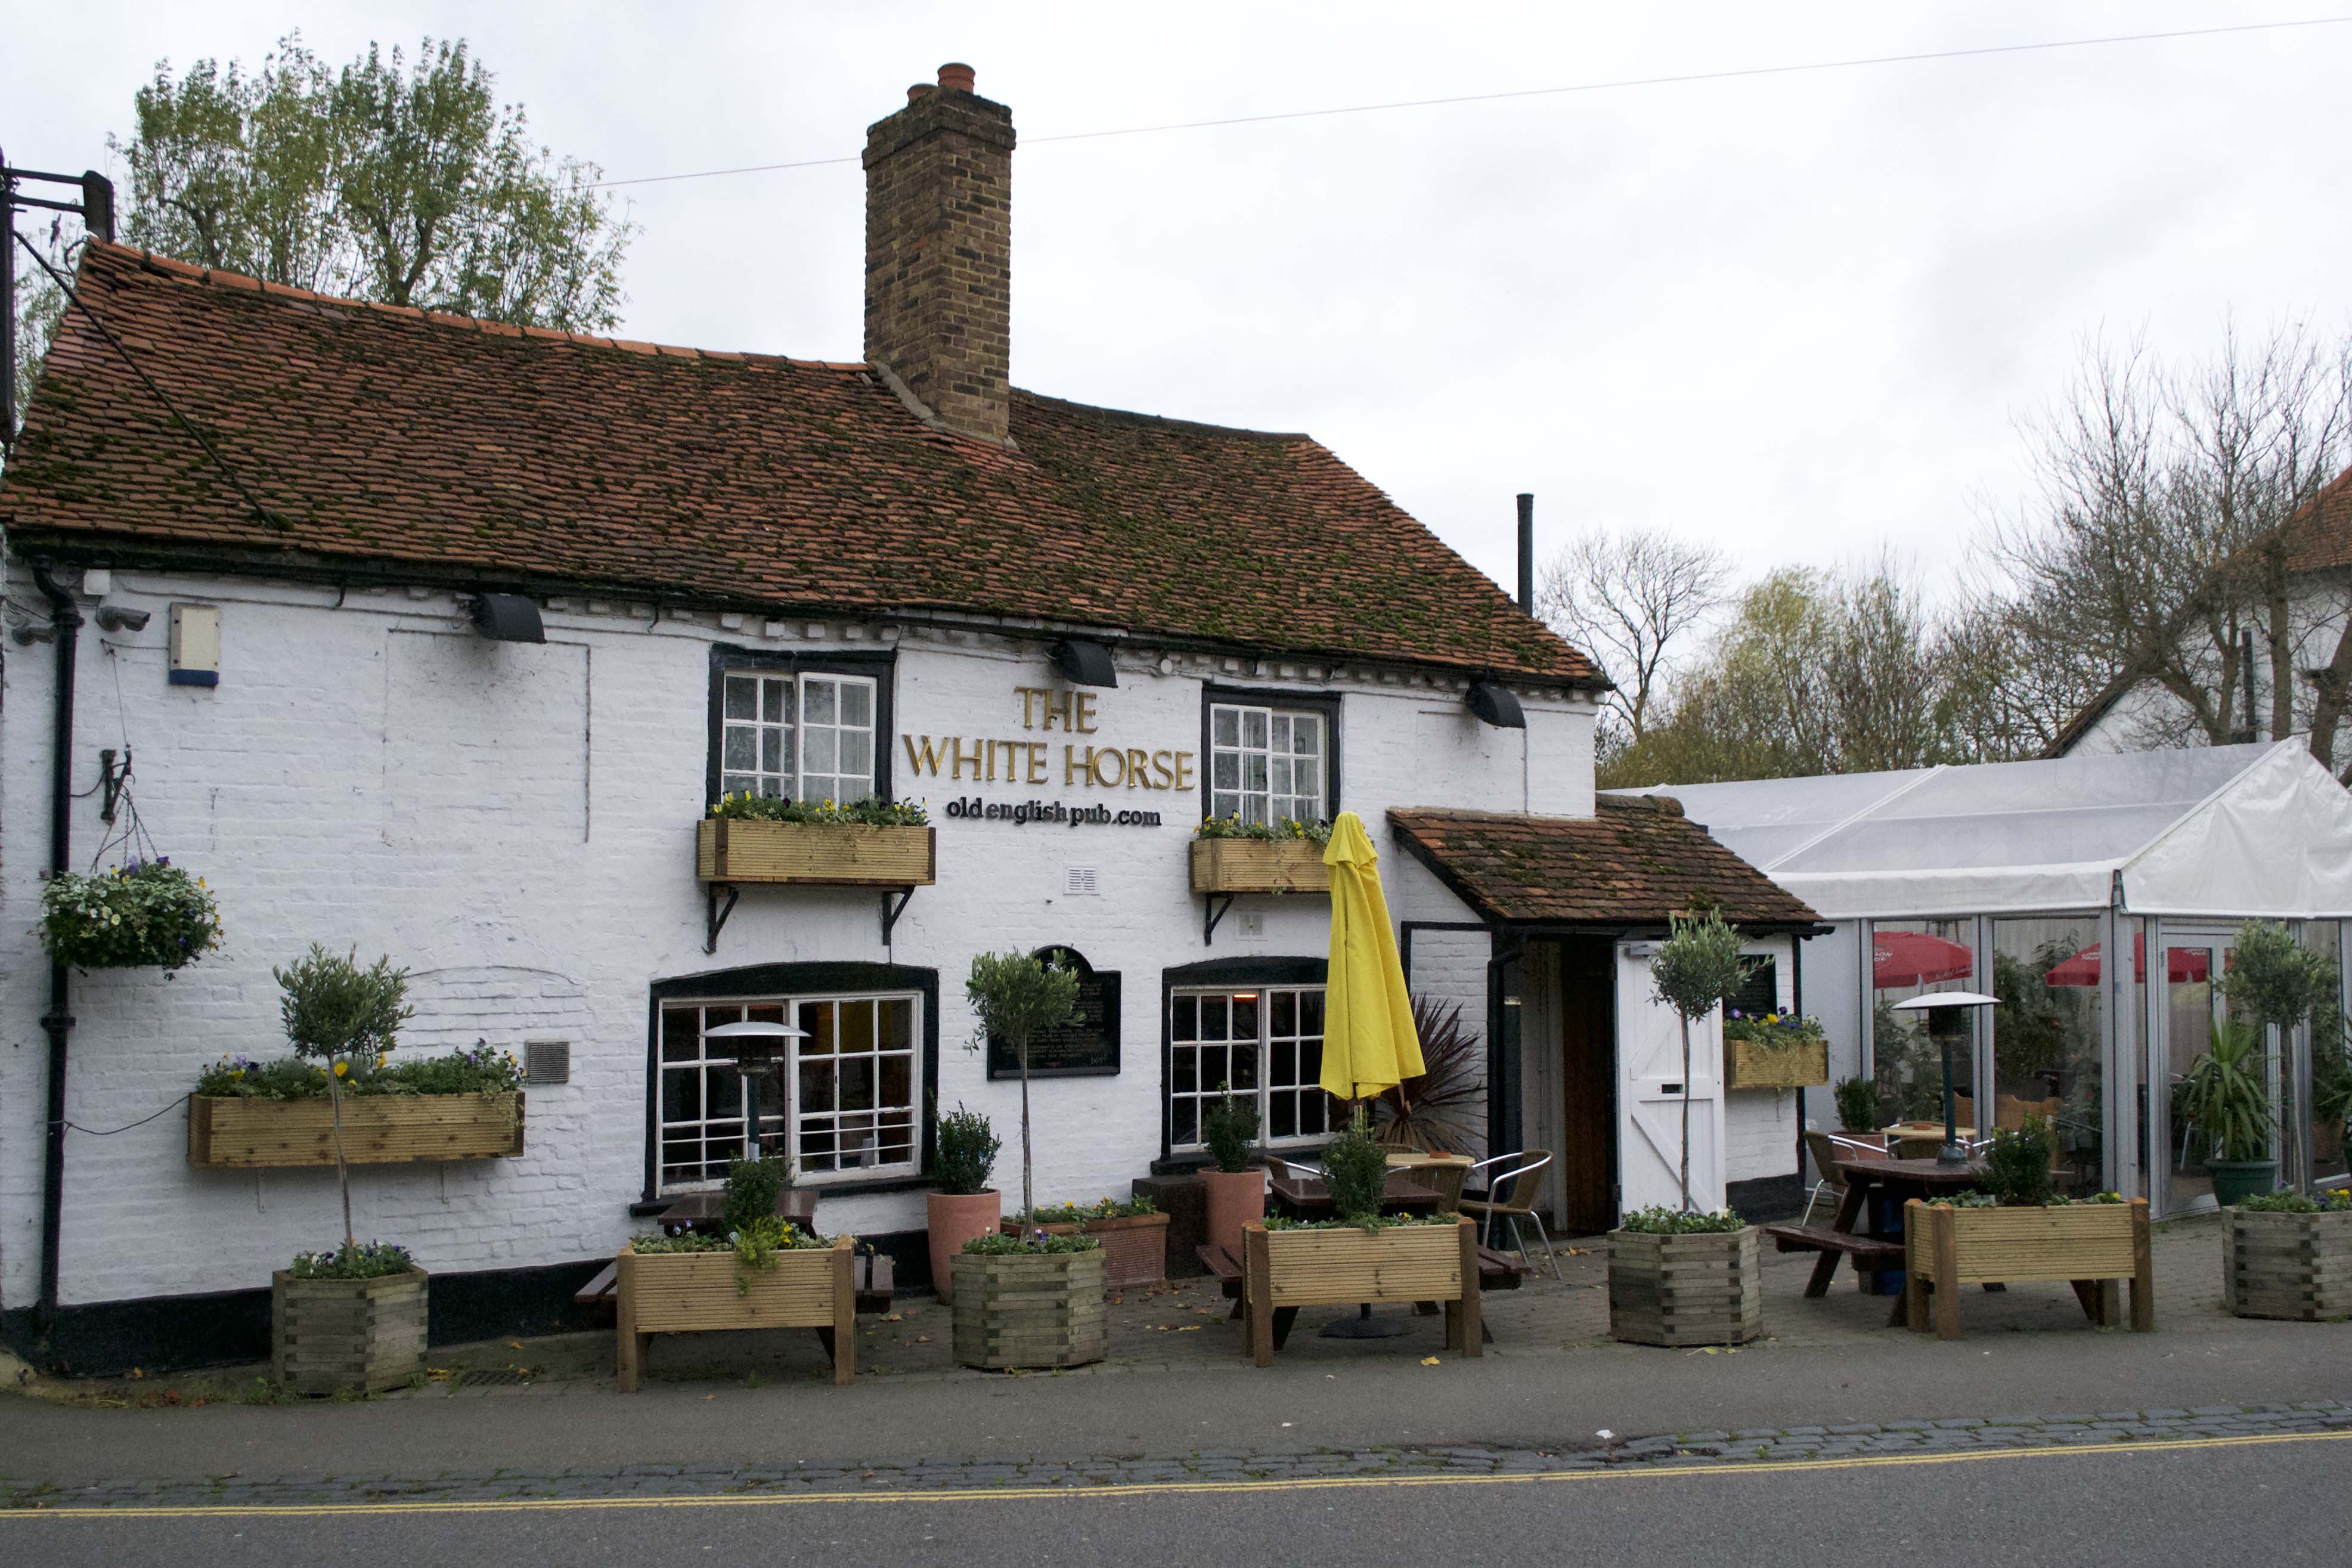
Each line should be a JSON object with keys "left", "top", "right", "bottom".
{"left": 1615, "top": 943, "right": 1727, "bottom": 1213}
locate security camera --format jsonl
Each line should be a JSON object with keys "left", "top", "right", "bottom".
{"left": 96, "top": 605, "right": 151, "bottom": 632}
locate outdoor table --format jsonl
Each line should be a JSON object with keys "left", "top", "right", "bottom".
{"left": 1764, "top": 1157, "right": 1987, "bottom": 1327}
{"left": 1883, "top": 1122, "right": 1978, "bottom": 1160}
{"left": 1267, "top": 1169, "right": 1443, "bottom": 1220}
{"left": 1384, "top": 1152, "right": 1474, "bottom": 1209}
{"left": 656, "top": 1187, "right": 820, "bottom": 1237}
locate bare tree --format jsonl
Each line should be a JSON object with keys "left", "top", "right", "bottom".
{"left": 1987, "top": 324, "right": 2352, "bottom": 770}
{"left": 1536, "top": 526, "right": 1731, "bottom": 758}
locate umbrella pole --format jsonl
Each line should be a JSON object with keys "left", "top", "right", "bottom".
{"left": 1320, "top": 1092, "right": 1411, "bottom": 1339}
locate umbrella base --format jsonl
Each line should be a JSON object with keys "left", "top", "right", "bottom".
{"left": 1318, "top": 1304, "right": 1410, "bottom": 1339}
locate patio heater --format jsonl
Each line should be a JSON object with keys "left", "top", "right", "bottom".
{"left": 702, "top": 1018, "right": 806, "bottom": 1161}
{"left": 1890, "top": 992, "right": 1998, "bottom": 1166}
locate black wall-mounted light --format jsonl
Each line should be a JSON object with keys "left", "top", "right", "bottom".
{"left": 1466, "top": 680, "right": 1526, "bottom": 729}
{"left": 470, "top": 593, "right": 546, "bottom": 644}
{"left": 1051, "top": 637, "right": 1117, "bottom": 687}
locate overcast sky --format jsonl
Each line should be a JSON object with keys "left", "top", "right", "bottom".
{"left": 10, "top": 3, "right": 2350, "bottom": 602}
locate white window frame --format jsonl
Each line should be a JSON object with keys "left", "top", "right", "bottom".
{"left": 656, "top": 990, "right": 922, "bottom": 1191}
{"left": 1208, "top": 702, "right": 1325, "bottom": 827}
{"left": 1168, "top": 984, "right": 1335, "bottom": 1154}
{"left": 718, "top": 669, "right": 879, "bottom": 804}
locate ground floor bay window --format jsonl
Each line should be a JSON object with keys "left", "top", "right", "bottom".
{"left": 656, "top": 986, "right": 923, "bottom": 1192}
{"left": 1167, "top": 984, "right": 1335, "bottom": 1153}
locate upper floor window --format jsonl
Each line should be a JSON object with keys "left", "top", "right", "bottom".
{"left": 1208, "top": 702, "right": 1327, "bottom": 826}
{"left": 720, "top": 670, "right": 877, "bottom": 803}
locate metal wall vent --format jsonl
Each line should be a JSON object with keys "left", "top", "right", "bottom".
{"left": 1065, "top": 867, "right": 1100, "bottom": 896}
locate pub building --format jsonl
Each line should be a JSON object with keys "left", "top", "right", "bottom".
{"left": 0, "top": 65, "right": 1818, "bottom": 1366}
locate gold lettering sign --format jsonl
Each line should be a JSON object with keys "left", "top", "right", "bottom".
{"left": 905, "top": 687, "right": 1195, "bottom": 793}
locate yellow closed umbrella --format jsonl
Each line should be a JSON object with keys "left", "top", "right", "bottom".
{"left": 1320, "top": 811, "right": 1423, "bottom": 1103}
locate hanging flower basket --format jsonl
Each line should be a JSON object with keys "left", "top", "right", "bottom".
{"left": 38, "top": 858, "right": 222, "bottom": 972}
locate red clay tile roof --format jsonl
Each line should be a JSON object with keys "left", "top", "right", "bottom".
{"left": 2288, "top": 464, "right": 2352, "bottom": 575}
{"left": 0, "top": 243, "right": 1599, "bottom": 687}
{"left": 1388, "top": 800, "right": 1821, "bottom": 928}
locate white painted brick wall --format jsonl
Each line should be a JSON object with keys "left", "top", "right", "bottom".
{"left": 0, "top": 563, "right": 1596, "bottom": 1308}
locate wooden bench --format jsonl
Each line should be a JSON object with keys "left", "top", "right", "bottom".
{"left": 574, "top": 1253, "right": 894, "bottom": 1324}
{"left": 1196, "top": 1242, "right": 1526, "bottom": 1348}
{"left": 1762, "top": 1223, "right": 1907, "bottom": 1296}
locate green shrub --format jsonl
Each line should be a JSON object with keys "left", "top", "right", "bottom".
{"left": 2177, "top": 1018, "right": 2274, "bottom": 1163}
{"left": 197, "top": 1043, "right": 523, "bottom": 1099}
{"left": 1833, "top": 1077, "right": 1879, "bottom": 1133}
{"left": 1984, "top": 1117, "right": 2057, "bottom": 1208}
{"left": 708, "top": 792, "right": 928, "bottom": 826}
{"left": 932, "top": 1104, "right": 1000, "bottom": 1196}
{"left": 1024, "top": 1195, "right": 1156, "bottom": 1225}
{"left": 1263, "top": 1213, "right": 1458, "bottom": 1232}
{"left": 1321, "top": 1112, "right": 1390, "bottom": 1224}
{"left": 2236, "top": 1190, "right": 2321, "bottom": 1214}
{"left": 1202, "top": 1083, "right": 1259, "bottom": 1173}
{"left": 1616, "top": 1206, "right": 1744, "bottom": 1235}
{"left": 962, "top": 1229, "right": 1099, "bottom": 1256}
{"left": 721, "top": 1154, "right": 792, "bottom": 1237}
{"left": 1193, "top": 814, "right": 1330, "bottom": 843}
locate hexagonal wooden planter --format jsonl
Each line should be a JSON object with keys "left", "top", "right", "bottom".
{"left": 272, "top": 1266, "right": 429, "bottom": 1395}
{"left": 614, "top": 1238, "right": 857, "bottom": 1391}
{"left": 2224, "top": 1207, "right": 2352, "bottom": 1321}
{"left": 1001, "top": 1212, "right": 1170, "bottom": 1289}
{"left": 952, "top": 1248, "right": 1108, "bottom": 1370}
{"left": 190, "top": 1092, "right": 523, "bottom": 1167}
{"left": 1189, "top": 839, "right": 1329, "bottom": 895}
{"left": 1608, "top": 1226, "right": 1762, "bottom": 1347}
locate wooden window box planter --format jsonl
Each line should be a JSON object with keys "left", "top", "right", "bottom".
{"left": 1241, "top": 1219, "right": 1482, "bottom": 1366}
{"left": 952, "top": 1247, "right": 1108, "bottom": 1369}
{"left": 1000, "top": 1212, "right": 1170, "bottom": 1290}
{"left": 1724, "top": 1037, "right": 1830, "bottom": 1090}
{"left": 1902, "top": 1198, "right": 2153, "bottom": 1340}
{"left": 1189, "top": 840, "right": 1330, "bottom": 896}
{"left": 1607, "top": 1226, "right": 1762, "bottom": 1347}
{"left": 2224, "top": 1206, "right": 2352, "bottom": 1321}
{"left": 272, "top": 1266, "right": 429, "bottom": 1395}
{"left": 189, "top": 1092, "right": 524, "bottom": 1168}
{"left": 696, "top": 819, "right": 936, "bottom": 886}
{"left": 614, "top": 1237, "right": 858, "bottom": 1390}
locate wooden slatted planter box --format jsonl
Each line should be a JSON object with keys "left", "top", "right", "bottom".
{"left": 1243, "top": 1220, "right": 1481, "bottom": 1366}
{"left": 1608, "top": 1226, "right": 1762, "bottom": 1347}
{"left": 1002, "top": 1212, "right": 1170, "bottom": 1289}
{"left": 1903, "top": 1199, "right": 2153, "bottom": 1340}
{"left": 614, "top": 1238, "right": 858, "bottom": 1391}
{"left": 1724, "top": 1036, "right": 1830, "bottom": 1090}
{"left": 189, "top": 1092, "right": 523, "bottom": 1168}
{"left": 952, "top": 1249, "right": 1108, "bottom": 1370}
{"left": 272, "top": 1266, "right": 429, "bottom": 1395}
{"left": 1189, "top": 839, "right": 1330, "bottom": 895}
{"left": 2224, "top": 1207, "right": 2352, "bottom": 1321}
{"left": 696, "top": 819, "right": 935, "bottom": 886}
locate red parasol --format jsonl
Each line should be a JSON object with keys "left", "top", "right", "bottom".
{"left": 2043, "top": 934, "right": 2211, "bottom": 988}
{"left": 1871, "top": 929, "right": 1975, "bottom": 989}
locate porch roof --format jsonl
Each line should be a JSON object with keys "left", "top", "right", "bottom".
{"left": 1386, "top": 799, "right": 1823, "bottom": 931}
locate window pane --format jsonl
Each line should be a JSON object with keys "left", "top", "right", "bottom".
{"left": 725, "top": 677, "right": 757, "bottom": 720}
{"left": 1202, "top": 996, "right": 1228, "bottom": 1039}
{"left": 1172, "top": 996, "right": 1198, "bottom": 1042}
{"left": 1294, "top": 718, "right": 1320, "bottom": 757}
{"left": 1174, "top": 1048, "right": 1198, "bottom": 1095}
{"left": 1173, "top": 1100, "right": 1198, "bottom": 1145}
{"left": 1213, "top": 708, "right": 1239, "bottom": 746}
{"left": 842, "top": 682, "right": 872, "bottom": 726}
{"left": 801, "top": 1003, "right": 836, "bottom": 1055}
{"left": 724, "top": 730, "right": 756, "bottom": 771}
{"left": 1212, "top": 753, "right": 1239, "bottom": 790}
{"left": 763, "top": 678, "right": 789, "bottom": 723}
{"left": 842, "top": 1056, "right": 875, "bottom": 1111}
{"left": 804, "top": 728, "right": 838, "bottom": 774}
{"left": 804, "top": 680, "right": 837, "bottom": 725}
{"left": 881, "top": 1053, "right": 910, "bottom": 1108}
{"left": 1233, "top": 994, "right": 1260, "bottom": 1040}
{"left": 881, "top": 998, "right": 913, "bottom": 1052}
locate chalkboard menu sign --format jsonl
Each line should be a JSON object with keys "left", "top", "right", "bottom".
{"left": 987, "top": 946, "right": 1121, "bottom": 1079}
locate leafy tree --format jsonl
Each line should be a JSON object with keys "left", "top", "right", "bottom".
{"left": 274, "top": 945, "right": 411, "bottom": 1249}
{"left": 111, "top": 32, "right": 633, "bottom": 326}
{"left": 966, "top": 950, "right": 1082, "bottom": 1226}
{"left": 1649, "top": 909, "right": 1750, "bottom": 1211}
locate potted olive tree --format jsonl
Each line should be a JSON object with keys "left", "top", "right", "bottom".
{"left": 268, "top": 946, "right": 429, "bottom": 1395}
{"left": 926, "top": 1103, "right": 1001, "bottom": 1303}
{"left": 2203, "top": 921, "right": 2340, "bottom": 1205}
{"left": 1198, "top": 1084, "right": 1265, "bottom": 1262}
{"left": 952, "top": 951, "right": 1105, "bottom": 1369}
{"left": 1607, "top": 909, "right": 1761, "bottom": 1347}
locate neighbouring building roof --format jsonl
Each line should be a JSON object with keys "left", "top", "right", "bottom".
{"left": 2289, "top": 464, "right": 2352, "bottom": 576}
{"left": 1610, "top": 740, "right": 2352, "bottom": 919}
{"left": 1387, "top": 799, "right": 1823, "bottom": 929}
{"left": 0, "top": 243, "right": 1600, "bottom": 689}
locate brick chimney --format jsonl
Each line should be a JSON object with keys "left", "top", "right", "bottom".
{"left": 863, "top": 63, "right": 1016, "bottom": 445}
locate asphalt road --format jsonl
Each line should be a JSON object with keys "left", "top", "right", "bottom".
{"left": 7, "top": 1433, "right": 2345, "bottom": 1568}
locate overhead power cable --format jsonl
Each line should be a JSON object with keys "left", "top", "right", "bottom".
{"left": 592, "top": 14, "right": 2352, "bottom": 190}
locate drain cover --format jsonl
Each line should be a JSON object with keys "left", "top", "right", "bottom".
{"left": 459, "top": 1368, "right": 532, "bottom": 1387}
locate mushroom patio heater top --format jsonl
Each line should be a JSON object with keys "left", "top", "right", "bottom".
{"left": 702, "top": 1019, "right": 807, "bottom": 1160}
{"left": 1889, "top": 991, "right": 1998, "bottom": 1166}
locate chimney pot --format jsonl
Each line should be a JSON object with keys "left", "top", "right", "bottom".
{"left": 906, "top": 83, "right": 934, "bottom": 103}
{"left": 937, "top": 62, "right": 976, "bottom": 93}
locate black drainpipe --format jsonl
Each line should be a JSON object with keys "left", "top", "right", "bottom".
{"left": 32, "top": 560, "right": 79, "bottom": 1324}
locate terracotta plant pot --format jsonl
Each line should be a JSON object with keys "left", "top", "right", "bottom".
{"left": 1199, "top": 1167, "right": 1265, "bottom": 1261}
{"left": 926, "top": 1189, "right": 1002, "bottom": 1302}
{"left": 999, "top": 1212, "right": 1171, "bottom": 1289}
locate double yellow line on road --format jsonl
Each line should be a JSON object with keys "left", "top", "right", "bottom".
{"left": 9, "top": 1427, "right": 2348, "bottom": 1520}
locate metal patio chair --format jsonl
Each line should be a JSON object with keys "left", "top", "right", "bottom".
{"left": 1458, "top": 1150, "right": 1559, "bottom": 1280}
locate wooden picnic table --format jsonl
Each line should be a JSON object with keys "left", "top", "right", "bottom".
{"left": 1763, "top": 1156, "right": 1987, "bottom": 1326}
{"left": 1267, "top": 1168, "right": 1445, "bottom": 1220}
{"left": 1384, "top": 1151, "right": 1474, "bottom": 1208}
{"left": 654, "top": 1187, "right": 820, "bottom": 1236}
